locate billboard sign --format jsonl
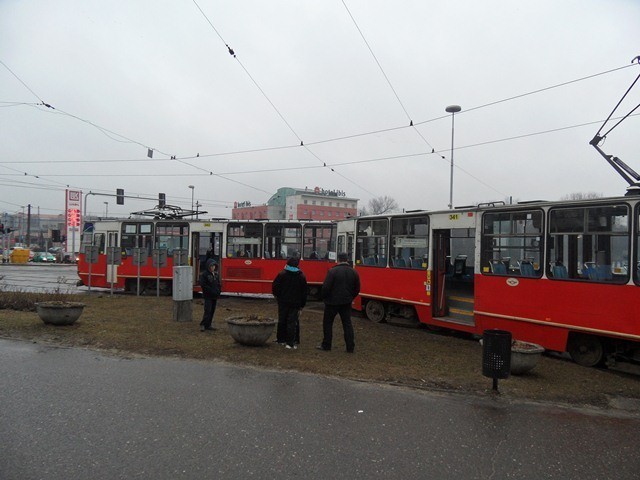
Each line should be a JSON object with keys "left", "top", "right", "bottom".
{"left": 65, "top": 189, "right": 82, "bottom": 254}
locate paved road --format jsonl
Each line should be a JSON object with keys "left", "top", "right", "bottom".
{"left": 0, "top": 263, "right": 82, "bottom": 293}
{"left": 1, "top": 339, "right": 638, "bottom": 480}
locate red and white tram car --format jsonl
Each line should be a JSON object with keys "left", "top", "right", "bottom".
{"left": 350, "top": 196, "right": 640, "bottom": 366}
{"left": 78, "top": 218, "right": 337, "bottom": 297}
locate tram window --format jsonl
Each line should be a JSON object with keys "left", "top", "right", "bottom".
{"left": 80, "top": 232, "right": 106, "bottom": 254}
{"left": 636, "top": 205, "right": 640, "bottom": 285}
{"left": 121, "top": 222, "right": 154, "bottom": 257}
{"left": 547, "top": 204, "right": 629, "bottom": 283}
{"left": 481, "top": 210, "right": 543, "bottom": 277}
{"left": 227, "top": 223, "right": 263, "bottom": 258}
{"left": 155, "top": 223, "right": 188, "bottom": 256}
{"left": 303, "top": 224, "right": 336, "bottom": 260}
{"left": 356, "top": 219, "right": 388, "bottom": 267}
{"left": 390, "top": 216, "right": 429, "bottom": 269}
{"left": 265, "top": 223, "right": 302, "bottom": 259}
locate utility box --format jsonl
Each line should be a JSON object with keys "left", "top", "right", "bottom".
{"left": 173, "top": 266, "right": 193, "bottom": 301}
{"left": 173, "top": 266, "right": 193, "bottom": 322}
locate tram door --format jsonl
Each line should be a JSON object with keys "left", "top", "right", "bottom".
{"left": 192, "top": 232, "right": 223, "bottom": 284}
{"left": 432, "top": 230, "right": 450, "bottom": 317}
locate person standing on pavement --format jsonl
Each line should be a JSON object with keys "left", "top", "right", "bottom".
{"left": 272, "top": 257, "right": 308, "bottom": 349}
{"left": 318, "top": 251, "right": 360, "bottom": 353}
{"left": 199, "top": 259, "right": 222, "bottom": 332}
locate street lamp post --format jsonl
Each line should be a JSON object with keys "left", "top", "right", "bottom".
{"left": 195, "top": 201, "right": 201, "bottom": 219}
{"left": 188, "top": 185, "right": 195, "bottom": 212}
{"left": 445, "top": 105, "right": 462, "bottom": 210}
{"left": 104, "top": 201, "right": 108, "bottom": 218}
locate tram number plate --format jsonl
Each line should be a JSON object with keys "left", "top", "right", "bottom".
{"left": 449, "top": 214, "right": 460, "bottom": 220}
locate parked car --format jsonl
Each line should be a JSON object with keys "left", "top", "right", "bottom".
{"left": 32, "top": 252, "right": 56, "bottom": 263}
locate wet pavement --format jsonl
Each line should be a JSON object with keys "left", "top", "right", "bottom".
{"left": 1, "top": 338, "right": 639, "bottom": 480}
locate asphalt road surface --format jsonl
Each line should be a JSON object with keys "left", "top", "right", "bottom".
{"left": 1, "top": 338, "right": 639, "bottom": 480}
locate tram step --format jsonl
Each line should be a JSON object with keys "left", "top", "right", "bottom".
{"left": 386, "top": 317, "right": 421, "bottom": 328}
{"left": 437, "top": 314, "right": 476, "bottom": 327}
{"left": 447, "top": 296, "right": 474, "bottom": 311}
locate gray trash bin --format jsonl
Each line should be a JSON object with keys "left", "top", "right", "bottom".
{"left": 482, "top": 329, "right": 512, "bottom": 391}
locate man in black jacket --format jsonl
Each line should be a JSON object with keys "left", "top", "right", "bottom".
{"left": 318, "top": 251, "right": 360, "bottom": 353}
{"left": 199, "top": 259, "right": 222, "bottom": 332}
{"left": 272, "top": 257, "right": 308, "bottom": 349}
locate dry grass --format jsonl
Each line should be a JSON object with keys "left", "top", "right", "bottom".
{"left": 1, "top": 293, "right": 639, "bottom": 409}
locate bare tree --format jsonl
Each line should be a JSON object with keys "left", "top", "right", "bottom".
{"left": 560, "top": 192, "right": 603, "bottom": 201}
{"left": 360, "top": 196, "right": 399, "bottom": 216}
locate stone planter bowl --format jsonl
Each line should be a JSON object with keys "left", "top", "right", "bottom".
{"left": 35, "top": 301, "right": 86, "bottom": 325}
{"left": 226, "top": 315, "right": 276, "bottom": 346}
{"left": 510, "top": 340, "right": 545, "bottom": 375}
{"left": 479, "top": 338, "right": 545, "bottom": 375}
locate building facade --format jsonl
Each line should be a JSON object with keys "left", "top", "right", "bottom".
{"left": 232, "top": 187, "right": 358, "bottom": 221}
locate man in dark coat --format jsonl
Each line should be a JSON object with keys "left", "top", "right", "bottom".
{"left": 199, "top": 259, "right": 222, "bottom": 332}
{"left": 272, "top": 257, "right": 308, "bottom": 349}
{"left": 318, "top": 251, "right": 360, "bottom": 353}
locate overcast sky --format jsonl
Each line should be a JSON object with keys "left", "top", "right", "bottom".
{"left": 1, "top": 0, "right": 639, "bottom": 219}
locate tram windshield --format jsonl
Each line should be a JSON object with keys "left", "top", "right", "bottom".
{"left": 155, "top": 223, "right": 188, "bottom": 255}
{"left": 122, "top": 222, "right": 153, "bottom": 257}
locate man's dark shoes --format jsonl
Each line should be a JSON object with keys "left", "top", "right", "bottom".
{"left": 200, "top": 325, "right": 205, "bottom": 332}
{"left": 205, "top": 326, "right": 217, "bottom": 331}
{"left": 316, "top": 345, "right": 330, "bottom": 351}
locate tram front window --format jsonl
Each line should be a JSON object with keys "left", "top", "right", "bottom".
{"left": 122, "top": 223, "right": 154, "bottom": 257}
{"left": 155, "top": 223, "right": 188, "bottom": 255}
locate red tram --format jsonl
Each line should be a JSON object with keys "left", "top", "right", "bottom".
{"left": 77, "top": 218, "right": 336, "bottom": 297}
{"left": 349, "top": 197, "right": 640, "bottom": 367}
{"left": 78, "top": 196, "right": 640, "bottom": 367}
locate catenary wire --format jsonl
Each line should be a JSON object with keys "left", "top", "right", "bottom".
{"left": 190, "top": 0, "right": 375, "bottom": 197}
{"left": 2, "top": 63, "right": 635, "bottom": 166}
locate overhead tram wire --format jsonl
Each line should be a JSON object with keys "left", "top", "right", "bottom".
{"left": 341, "top": 0, "right": 500, "bottom": 197}
{"left": 341, "top": 0, "right": 439, "bottom": 155}
{"left": 1, "top": 59, "right": 270, "bottom": 196}
{"left": 2, "top": 111, "right": 636, "bottom": 184}
{"left": 191, "top": 0, "right": 376, "bottom": 197}
{"left": 2, "top": 63, "right": 635, "bottom": 168}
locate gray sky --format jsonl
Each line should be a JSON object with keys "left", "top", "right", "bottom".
{"left": 1, "top": 0, "right": 639, "bottom": 219}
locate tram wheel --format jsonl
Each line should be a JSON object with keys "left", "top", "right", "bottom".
{"left": 365, "top": 300, "right": 386, "bottom": 323}
{"left": 568, "top": 334, "right": 605, "bottom": 367}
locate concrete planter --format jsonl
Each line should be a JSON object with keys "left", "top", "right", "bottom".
{"left": 35, "top": 301, "right": 86, "bottom": 325}
{"left": 510, "top": 340, "right": 545, "bottom": 375}
{"left": 226, "top": 315, "right": 276, "bottom": 346}
{"left": 479, "top": 339, "right": 545, "bottom": 375}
